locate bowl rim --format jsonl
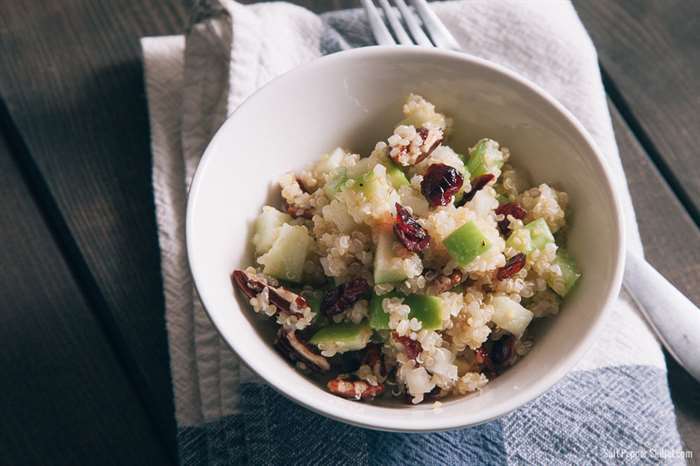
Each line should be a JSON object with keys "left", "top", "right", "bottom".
{"left": 186, "top": 45, "right": 626, "bottom": 432}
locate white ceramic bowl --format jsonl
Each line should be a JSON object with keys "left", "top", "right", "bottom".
{"left": 187, "top": 46, "right": 624, "bottom": 432}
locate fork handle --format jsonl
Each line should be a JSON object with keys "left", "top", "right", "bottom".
{"left": 624, "top": 249, "right": 700, "bottom": 381}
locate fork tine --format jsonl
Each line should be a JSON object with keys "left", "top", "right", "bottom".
{"left": 361, "top": 0, "right": 396, "bottom": 46}
{"left": 377, "top": 0, "right": 413, "bottom": 45}
{"left": 410, "top": 0, "right": 461, "bottom": 50}
{"left": 394, "top": 0, "right": 433, "bottom": 47}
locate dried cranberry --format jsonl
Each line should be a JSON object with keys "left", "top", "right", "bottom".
{"left": 474, "top": 346, "right": 491, "bottom": 366}
{"left": 455, "top": 174, "right": 495, "bottom": 207}
{"left": 495, "top": 202, "right": 527, "bottom": 236}
{"left": 496, "top": 253, "right": 526, "bottom": 280}
{"left": 321, "top": 278, "right": 370, "bottom": 316}
{"left": 490, "top": 335, "right": 515, "bottom": 366}
{"left": 393, "top": 333, "right": 423, "bottom": 360}
{"left": 420, "top": 163, "right": 464, "bottom": 207}
{"left": 474, "top": 346, "right": 496, "bottom": 377}
{"left": 393, "top": 203, "right": 431, "bottom": 252}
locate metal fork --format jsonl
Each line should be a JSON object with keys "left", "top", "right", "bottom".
{"left": 361, "top": 0, "right": 460, "bottom": 50}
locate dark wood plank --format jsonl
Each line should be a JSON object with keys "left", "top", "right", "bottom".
{"left": 611, "top": 102, "right": 700, "bottom": 460}
{"left": 238, "top": 0, "right": 360, "bottom": 13}
{"left": 0, "top": 132, "right": 172, "bottom": 465}
{"left": 575, "top": 0, "right": 700, "bottom": 224}
{"left": 0, "top": 0, "right": 188, "bottom": 452}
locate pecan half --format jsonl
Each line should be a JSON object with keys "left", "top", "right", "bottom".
{"left": 389, "top": 127, "right": 443, "bottom": 167}
{"left": 428, "top": 270, "right": 463, "bottom": 295}
{"left": 327, "top": 376, "right": 384, "bottom": 400}
{"left": 416, "top": 127, "right": 443, "bottom": 162}
{"left": 231, "top": 269, "right": 309, "bottom": 315}
{"left": 275, "top": 329, "right": 330, "bottom": 373}
{"left": 231, "top": 270, "right": 266, "bottom": 299}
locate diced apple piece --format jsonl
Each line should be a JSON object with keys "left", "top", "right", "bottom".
{"left": 309, "top": 321, "right": 372, "bottom": 353}
{"left": 526, "top": 218, "right": 555, "bottom": 250}
{"left": 374, "top": 229, "right": 409, "bottom": 284}
{"left": 252, "top": 206, "right": 292, "bottom": 256}
{"left": 547, "top": 250, "right": 581, "bottom": 297}
{"left": 352, "top": 170, "right": 382, "bottom": 199}
{"left": 321, "top": 199, "right": 357, "bottom": 233}
{"left": 369, "top": 291, "right": 402, "bottom": 330}
{"left": 506, "top": 218, "right": 554, "bottom": 254}
{"left": 257, "top": 224, "right": 311, "bottom": 283}
{"left": 405, "top": 294, "right": 443, "bottom": 331}
{"left": 464, "top": 139, "right": 505, "bottom": 179}
{"left": 443, "top": 221, "right": 491, "bottom": 267}
{"left": 323, "top": 168, "right": 350, "bottom": 199}
{"left": 369, "top": 291, "right": 443, "bottom": 331}
{"left": 491, "top": 296, "right": 534, "bottom": 339}
{"left": 314, "top": 147, "right": 346, "bottom": 176}
{"left": 385, "top": 161, "right": 410, "bottom": 189}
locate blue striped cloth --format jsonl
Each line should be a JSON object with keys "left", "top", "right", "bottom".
{"left": 180, "top": 366, "right": 680, "bottom": 465}
{"left": 142, "top": 1, "right": 687, "bottom": 464}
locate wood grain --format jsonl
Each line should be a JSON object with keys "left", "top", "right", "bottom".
{"left": 0, "top": 0, "right": 188, "bottom": 453}
{"left": 575, "top": 0, "right": 700, "bottom": 224}
{"left": 0, "top": 132, "right": 172, "bottom": 465}
{"left": 611, "top": 102, "right": 700, "bottom": 459}
{"left": 238, "top": 0, "right": 360, "bottom": 13}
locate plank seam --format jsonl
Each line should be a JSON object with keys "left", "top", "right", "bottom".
{"left": 600, "top": 65, "right": 700, "bottom": 228}
{"left": 0, "top": 98, "right": 177, "bottom": 465}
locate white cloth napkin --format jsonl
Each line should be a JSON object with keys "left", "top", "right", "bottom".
{"left": 143, "top": 0, "right": 664, "bottom": 430}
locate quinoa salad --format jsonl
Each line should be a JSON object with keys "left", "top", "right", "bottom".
{"left": 232, "top": 94, "right": 581, "bottom": 404}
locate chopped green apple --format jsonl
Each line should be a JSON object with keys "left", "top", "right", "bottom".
{"left": 491, "top": 296, "right": 534, "bottom": 339}
{"left": 369, "top": 291, "right": 443, "bottom": 331}
{"left": 369, "top": 290, "right": 402, "bottom": 330}
{"left": 351, "top": 170, "right": 382, "bottom": 198}
{"left": 257, "top": 224, "right": 311, "bottom": 283}
{"left": 506, "top": 218, "right": 554, "bottom": 254}
{"left": 464, "top": 138, "right": 505, "bottom": 179}
{"left": 321, "top": 199, "right": 357, "bottom": 233}
{"left": 314, "top": 147, "right": 346, "bottom": 175}
{"left": 526, "top": 218, "right": 555, "bottom": 250}
{"left": 547, "top": 249, "right": 581, "bottom": 297}
{"left": 309, "top": 321, "right": 372, "bottom": 353}
{"left": 252, "top": 206, "right": 292, "bottom": 256}
{"left": 385, "top": 161, "right": 410, "bottom": 189}
{"left": 374, "top": 229, "right": 409, "bottom": 284}
{"left": 323, "top": 168, "right": 350, "bottom": 199}
{"left": 404, "top": 294, "right": 443, "bottom": 331}
{"left": 443, "top": 221, "right": 491, "bottom": 267}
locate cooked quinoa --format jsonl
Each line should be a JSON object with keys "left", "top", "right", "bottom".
{"left": 232, "top": 94, "right": 581, "bottom": 404}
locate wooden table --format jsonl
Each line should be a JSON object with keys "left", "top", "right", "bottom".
{"left": 0, "top": 1, "right": 697, "bottom": 464}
